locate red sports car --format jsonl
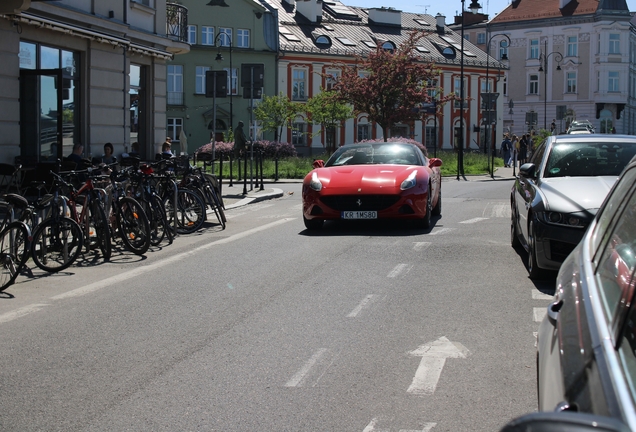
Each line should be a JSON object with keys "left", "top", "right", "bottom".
{"left": 302, "top": 142, "right": 442, "bottom": 230}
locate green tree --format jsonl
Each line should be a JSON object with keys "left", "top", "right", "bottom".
{"left": 305, "top": 90, "right": 353, "bottom": 153}
{"left": 331, "top": 31, "right": 453, "bottom": 142}
{"left": 254, "top": 92, "right": 302, "bottom": 141}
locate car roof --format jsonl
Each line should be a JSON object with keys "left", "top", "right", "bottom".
{"left": 550, "top": 134, "right": 636, "bottom": 143}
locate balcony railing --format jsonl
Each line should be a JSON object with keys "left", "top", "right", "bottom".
{"left": 166, "top": 3, "right": 188, "bottom": 43}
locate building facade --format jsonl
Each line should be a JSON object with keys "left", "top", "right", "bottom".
{"left": 485, "top": 0, "right": 635, "bottom": 136}
{"left": 165, "top": 0, "right": 278, "bottom": 155}
{"left": 0, "top": 0, "right": 189, "bottom": 165}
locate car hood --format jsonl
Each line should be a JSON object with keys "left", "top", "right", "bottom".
{"left": 540, "top": 176, "right": 618, "bottom": 213}
{"left": 312, "top": 165, "right": 419, "bottom": 191}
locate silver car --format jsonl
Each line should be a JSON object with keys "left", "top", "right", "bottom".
{"left": 536, "top": 156, "right": 636, "bottom": 429}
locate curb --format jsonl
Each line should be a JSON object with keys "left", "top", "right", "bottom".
{"left": 224, "top": 188, "right": 285, "bottom": 210}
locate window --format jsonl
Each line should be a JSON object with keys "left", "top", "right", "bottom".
{"left": 357, "top": 124, "right": 370, "bottom": 141}
{"left": 292, "top": 69, "right": 307, "bottom": 101}
{"left": 382, "top": 41, "right": 395, "bottom": 52}
{"left": 529, "top": 74, "right": 539, "bottom": 94}
{"left": 325, "top": 69, "right": 340, "bottom": 91}
{"left": 609, "top": 33, "right": 620, "bottom": 54}
{"left": 187, "top": 25, "right": 197, "bottom": 44}
{"left": 292, "top": 122, "right": 306, "bottom": 145}
{"left": 167, "top": 118, "right": 183, "bottom": 144}
{"left": 167, "top": 65, "right": 183, "bottom": 105}
{"left": 499, "top": 39, "right": 508, "bottom": 60}
{"left": 567, "top": 36, "right": 578, "bottom": 57}
{"left": 237, "top": 29, "right": 250, "bottom": 48}
{"left": 481, "top": 78, "right": 493, "bottom": 93}
{"left": 195, "top": 66, "right": 210, "bottom": 94}
{"left": 566, "top": 71, "right": 576, "bottom": 93}
{"left": 201, "top": 26, "right": 214, "bottom": 45}
{"left": 425, "top": 125, "right": 437, "bottom": 150}
{"left": 427, "top": 79, "right": 438, "bottom": 98}
{"left": 224, "top": 67, "right": 237, "bottom": 95}
{"left": 219, "top": 28, "right": 232, "bottom": 46}
{"left": 454, "top": 76, "right": 466, "bottom": 108}
{"left": 609, "top": 71, "right": 620, "bottom": 92}
{"left": 530, "top": 39, "right": 539, "bottom": 59}
{"left": 464, "top": 34, "right": 470, "bottom": 42}
{"left": 477, "top": 33, "right": 486, "bottom": 44}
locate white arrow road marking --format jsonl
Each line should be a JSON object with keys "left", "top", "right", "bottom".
{"left": 459, "top": 217, "right": 489, "bottom": 224}
{"left": 413, "top": 242, "right": 431, "bottom": 252}
{"left": 408, "top": 336, "right": 469, "bottom": 395}
{"left": 363, "top": 418, "right": 436, "bottom": 432}
{"left": 0, "top": 304, "right": 50, "bottom": 324}
{"left": 388, "top": 264, "right": 411, "bottom": 278}
{"left": 347, "top": 294, "right": 378, "bottom": 318}
{"left": 486, "top": 203, "right": 509, "bottom": 218}
{"left": 534, "top": 307, "right": 546, "bottom": 322}
{"left": 532, "top": 290, "right": 554, "bottom": 300}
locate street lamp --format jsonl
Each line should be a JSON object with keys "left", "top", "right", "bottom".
{"left": 484, "top": 30, "right": 510, "bottom": 179}
{"left": 458, "top": 0, "right": 482, "bottom": 181}
{"left": 214, "top": 31, "right": 233, "bottom": 137}
{"left": 538, "top": 40, "right": 562, "bottom": 130}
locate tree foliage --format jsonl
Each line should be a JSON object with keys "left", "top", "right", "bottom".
{"left": 305, "top": 90, "right": 353, "bottom": 152}
{"left": 330, "top": 31, "right": 453, "bottom": 141}
{"left": 254, "top": 92, "right": 302, "bottom": 141}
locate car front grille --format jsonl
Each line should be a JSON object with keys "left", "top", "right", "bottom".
{"left": 549, "top": 240, "right": 577, "bottom": 262}
{"left": 320, "top": 195, "right": 401, "bottom": 211}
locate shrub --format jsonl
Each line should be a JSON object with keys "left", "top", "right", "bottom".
{"left": 195, "top": 140, "right": 297, "bottom": 160}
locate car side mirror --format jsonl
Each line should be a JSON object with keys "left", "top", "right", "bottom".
{"left": 500, "top": 411, "right": 630, "bottom": 432}
{"left": 519, "top": 163, "right": 536, "bottom": 178}
{"left": 429, "top": 158, "right": 443, "bottom": 168}
{"left": 312, "top": 160, "right": 325, "bottom": 168}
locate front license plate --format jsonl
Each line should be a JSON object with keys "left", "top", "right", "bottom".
{"left": 341, "top": 211, "right": 377, "bottom": 219}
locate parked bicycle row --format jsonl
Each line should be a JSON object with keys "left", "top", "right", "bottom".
{"left": 0, "top": 155, "right": 226, "bottom": 293}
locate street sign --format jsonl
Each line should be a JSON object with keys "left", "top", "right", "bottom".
{"left": 481, "top": 110, "right": 497, "bottom": 124}
{"left": 241, "top": 63, "right": 264, "bottom": 88}
{"left": 480, "top": 92, "right": 499, "bottom": 111}
{"left": 205, "top": 70, "right": 227, "bottom": 98}
{"left": 242, "top": 87, "right": 262, "bottom": 99}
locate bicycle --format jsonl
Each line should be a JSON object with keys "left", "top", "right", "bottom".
{"left": 0, "top": 193, "right": 31, "bottom": 291}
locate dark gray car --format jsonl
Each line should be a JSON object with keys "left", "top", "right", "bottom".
{"left": 511, "top": 134, "right": 636, "bottom": 279}
{"left": 536, "top": 156, "right": 636, "bottom": 429}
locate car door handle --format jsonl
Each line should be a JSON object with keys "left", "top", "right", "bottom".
{"left": 547, "top": 299, "right": 563, "bottom": 324}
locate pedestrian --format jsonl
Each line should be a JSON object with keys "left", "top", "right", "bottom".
{"left": 101, "top": 142, "right": 117, "bottom": 165}
{"left": 550, "top": 119, "right": 556, "bottom": 135}
{"left": 233, "top": 120, "right": 248, "bottom": 159}
{"left": 511, "top": 134, "right": 519, "bottom": 168}
{"left": 161, "top": 140, "right": 174, "bottom": 159}
{"left": 500, "top": 134, "right": 512, "bottom": 168}
{"left": 67, "top": 143, "right": 84, "bottom": 166}
{"left": 519, "top": 134, "right": 528, "bottom": 165}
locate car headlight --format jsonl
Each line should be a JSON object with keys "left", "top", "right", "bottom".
{"left": 309, "top": 172, "right": 323, "bottom": 192}
{"left": 539, "top": 211, "right": 587, "bottom": 228}
{"left": 400, "top": 170, "right": 418, "bottom": 191}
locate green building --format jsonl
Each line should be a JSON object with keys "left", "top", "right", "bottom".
{"left": 166, "top": 0, "right": 278, "bottom": 155}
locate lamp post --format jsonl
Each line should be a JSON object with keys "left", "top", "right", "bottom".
{"left": 538, "top": 40, "right": 562, "bottom": 130}
{"left": 457, "top": 0, "right": 482, "bottom": 181}
{"left": 214, "top": 31, "right": 233, "bottom": 137}
{"left": 484, "top": 30, "right": 511, "bottom": 179}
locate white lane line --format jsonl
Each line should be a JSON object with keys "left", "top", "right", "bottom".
{"left": 0, "top": 304, "right": 50, "bottom": 324}
{"left": 532, "top": 290, "right": 554, "bottom": 300}
{"left": 459, "top": 217, "right": 489, "bottom": 224}
{"left": 534, "top": 332, "right": 538, "bottom": 347}
{"left": 400, "top": 425, "right": 437, "bottom": 432}
{"left": 534, "top": 307, "right": 546, "bottom": 322}
{"left": 52, "top": 218, "right": 295, "bottom": 301}
{"left": 285, "top": 348, "right": 328, "bottom": 387}
{"left": 413, "top": 242, "right": 431, "bottom": 252}
{"left": 388, "top": 263, "right": 410, "bottom": 278}
{"left": 491, "top": 203, "right": 509, "bottom": 218}
{"left": 428, "top": 228, "right": 453, "bottom": 236}
{"left": 347, "top": 294, "right": 378, "bottom": 318}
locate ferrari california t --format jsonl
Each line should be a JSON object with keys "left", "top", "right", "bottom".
{"left": 302, "top": 142, "right": 442, "bottom": 230}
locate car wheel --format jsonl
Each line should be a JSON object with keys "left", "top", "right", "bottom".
{"left": 511, "top": 204, "right": 521, "bottom": 248}
{"left": 431, "top": 184, "right": 442, "bottom": 216}
{"left": 417, "top": 187, "right": 433, "bottom": 229}
{"left": 527, "top": 221, "right": 547, "bottom": 279}
{"left": 303, "top": 216, "right": 323, "bottom": 231}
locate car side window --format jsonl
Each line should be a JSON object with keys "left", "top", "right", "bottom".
{"left": 530, "top": 141, "right": 546, "bottom": 168}
{"left": 617, "top": 301, "right": 636, "bottom": 401}
{"left": 595, "top": 180, "right": 636, "bottom": 322}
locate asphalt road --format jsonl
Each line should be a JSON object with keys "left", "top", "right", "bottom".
{"left": 0, "top": 174, "right": 555, "bottom": 431}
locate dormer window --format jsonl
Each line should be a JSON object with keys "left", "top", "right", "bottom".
{"left": 434, "top": 42, "right": 456, "bottom": 59}
{"left": 313, "top": 34, "right": 332, "bottom": 48}
{"left": 382, "top": 41, "right": 395, "bottom": 52}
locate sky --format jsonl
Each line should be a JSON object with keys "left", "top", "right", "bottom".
{"left": 341, "top": 0, "right": 636, "bottom": 23}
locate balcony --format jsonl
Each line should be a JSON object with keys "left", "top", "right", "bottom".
{"left": 166, "top": 3, "right": 188, "bottom": 44}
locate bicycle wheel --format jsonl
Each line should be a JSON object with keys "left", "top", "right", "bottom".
{"left": 144, "top": 194, "right": 169, "bottom": 246}
{"left": 31, "top": 217, "right": 83, "bottom": 273}
{"left": 116, "top": 197, "right": 150, "bottom": 255}
{"left": 203, "top": 184, "right": 226, "bottom": 229}
{"left": 164, "top": 189, "right": 205, "bottom": 234}
{"left": 89, "top": 197, "right": 112, "bottom": 261}
{"left": 0, "top": 221, "right": 30, "bottom": 292}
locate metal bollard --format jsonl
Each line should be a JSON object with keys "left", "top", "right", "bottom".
{"left": 253, "top": 151, "right": 260, "bottom": 189}
{"left": 242, "top": 151, "right": 248, "bottom": 195}
{"left": 259, "top": 150, "right": 264, "bottom": 191}
{"left": 275, "top": 157, "right": 279, "bottom": 182}
{"left": 228, "top": 154, "right": 233, "bottom": 187}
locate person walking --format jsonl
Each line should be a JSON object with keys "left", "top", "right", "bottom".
{"left": 500, "top": 134, "right": 512, "bottom": 168}
{"left": 519, "top": 134, "right": 528, "bottom": 165}
{"left": 233, "top": 121, "right": 248, "bottom": 159}
{"left": 510, "top": 134, "right": 519, "bottom": 168}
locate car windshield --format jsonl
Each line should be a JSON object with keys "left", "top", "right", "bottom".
{"left": 543, "top": 141, "right": 636, "bottom": 178}
{"left": 325, "top": 143, "right": 421, "bottom": 167}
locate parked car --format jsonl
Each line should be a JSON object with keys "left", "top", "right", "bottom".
{"left": 301, "top": 142, "right": 442, "bottom": 230}
{"left": 511, "top": 134, "right": 636, "bottom": 278}
{"left": 536, "top": 155, "right": 636, "bottom": 430}
{"left": 569, "top": 119, "right": 595, "bottom": 133}
{"left": 567, "top": 127, "right": 592, "bottom": 134}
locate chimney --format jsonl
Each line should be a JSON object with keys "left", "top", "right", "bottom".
{"left": 296, "top": 0, "right": 323, "bottom": 23}
{"left": 559, "top": 0, "right": 572, "bottom": 8}
{"left": 368, "top": 7, "right": 402, "bottom": 26}
{"left": 283, "top": 0, "right": 295, "bottom": 6}
{"left": 436, "top": 13, "right": 446, "bottom": 34}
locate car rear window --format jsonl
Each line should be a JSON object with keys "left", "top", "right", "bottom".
{"left": 544, "top": 142, "right": 636, "bottom": 178}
